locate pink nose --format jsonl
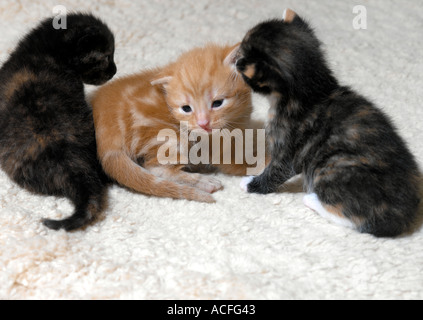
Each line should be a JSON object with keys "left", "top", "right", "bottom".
{"left": 197, "top": 119, "right": 210, "bottom": 130}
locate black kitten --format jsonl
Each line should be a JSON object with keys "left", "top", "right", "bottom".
{"left": 0, "top": 13, "right": 117, "bottom": 231}
{"left": 237, "top": 9, "right": 420, "bottom": 237}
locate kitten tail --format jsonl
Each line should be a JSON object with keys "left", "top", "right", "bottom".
{"left": 42, "top": 212, "right": 91, "bottom": 232}
{"left": 103, "top": 151, "right": 216, "bottom": 203}
{"left": 41, "top": 183, "right": 106, "bottom": 231}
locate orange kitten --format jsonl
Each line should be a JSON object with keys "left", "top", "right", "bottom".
{"left": 91, "top": 44, "right": 253, "bottom": 203}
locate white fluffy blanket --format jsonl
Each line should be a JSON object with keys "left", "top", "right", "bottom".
{"left": 1, "top": 0, "right": 422, "bottom": 299}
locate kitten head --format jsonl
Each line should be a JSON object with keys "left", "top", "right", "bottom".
{"left": 64, "top": 14, "right": 117, "bottom": 85}
{"left": 17, "top": 13, "right": 117, "bottom": 85}
{"left": 151, "top": 44, "right": 252, "bottom": 133}
{"left": 33, "top": 13, "right": 118, "bottom": 85}
{"left": 236, "top": 9, "right": 328, "bottom": 100}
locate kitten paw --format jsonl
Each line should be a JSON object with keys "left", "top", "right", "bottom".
{"left": 243, "top": 176, "right": 276, "bottom": 194}
{"left": 303, "top": 193, "right": 356, "bottom": 229}
{"left": 196, "top": 176, "right": 223, "bottom": 194}
{"left": 303, "top": 193, "right": 320, "bottom": 211}
{"left": 240, "top": 176, "right": 255, "bottom": 192}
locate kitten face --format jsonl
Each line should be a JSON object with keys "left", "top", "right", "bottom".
{"left": 236, "top": 19, "right": 295, "bottom": 97}
{"left": 75, "top": 29, "right": 117, "bottom": 85}
{"left": 236, "top": 11, "right": 317, "bottom": 97}
{"left": 64, "top": 17, "right": 117, "bottom": 86}
{"left": 235, "top": 55, "right": 277, "bottom": 95}
{"left": 153, "top": 44, "right": 252, "bottom": 133}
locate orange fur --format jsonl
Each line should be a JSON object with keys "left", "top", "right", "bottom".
{"left": 92, "top": 44, "right": 254, "bottom": 202}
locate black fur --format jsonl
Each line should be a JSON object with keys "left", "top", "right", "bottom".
{"left": 236, "top": 13, "right": 420, "bottom": 237}
{"left": 0, "top": 13, "right": 117, "bottom": 231}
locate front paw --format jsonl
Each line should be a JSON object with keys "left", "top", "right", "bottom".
{"left": 196, "top": 176, "right": 223, "bottom": 194}
{"left": 240, "top": 176, "right": 254, "bottom": 192}
{"left": 240, "top": 176, "right": 274, "bottom": 194}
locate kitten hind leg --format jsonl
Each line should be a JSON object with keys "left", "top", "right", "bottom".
{"left": 303, "top": 193, "right": 356, "bottom": 229}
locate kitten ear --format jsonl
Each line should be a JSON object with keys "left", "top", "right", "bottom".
{"left": 151, "top": 76, "right": 173, "bottom": 87}
{"left": 224, "top": 43, "right": 241, "bottom": 67}
{"left": 282, "top": 8, "right": 297, "bottom": 23}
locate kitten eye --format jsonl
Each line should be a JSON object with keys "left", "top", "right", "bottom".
{"left": 212, "top": 100, "right": 224, "bottom": 109}
{"left": 181, "top": 105, "right": 192, "bottom": 113}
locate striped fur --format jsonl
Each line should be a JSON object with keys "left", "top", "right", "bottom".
{"left": 92, "top": 44, "right": 253, "bottom": 202}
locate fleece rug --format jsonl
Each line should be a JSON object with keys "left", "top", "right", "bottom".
{"left": 0, "top": 0, "right": 422, "bottom": 300}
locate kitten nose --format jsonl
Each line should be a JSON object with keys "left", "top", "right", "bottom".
{"left": 198, "top": 119, "right": 210, "bottom": 129}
